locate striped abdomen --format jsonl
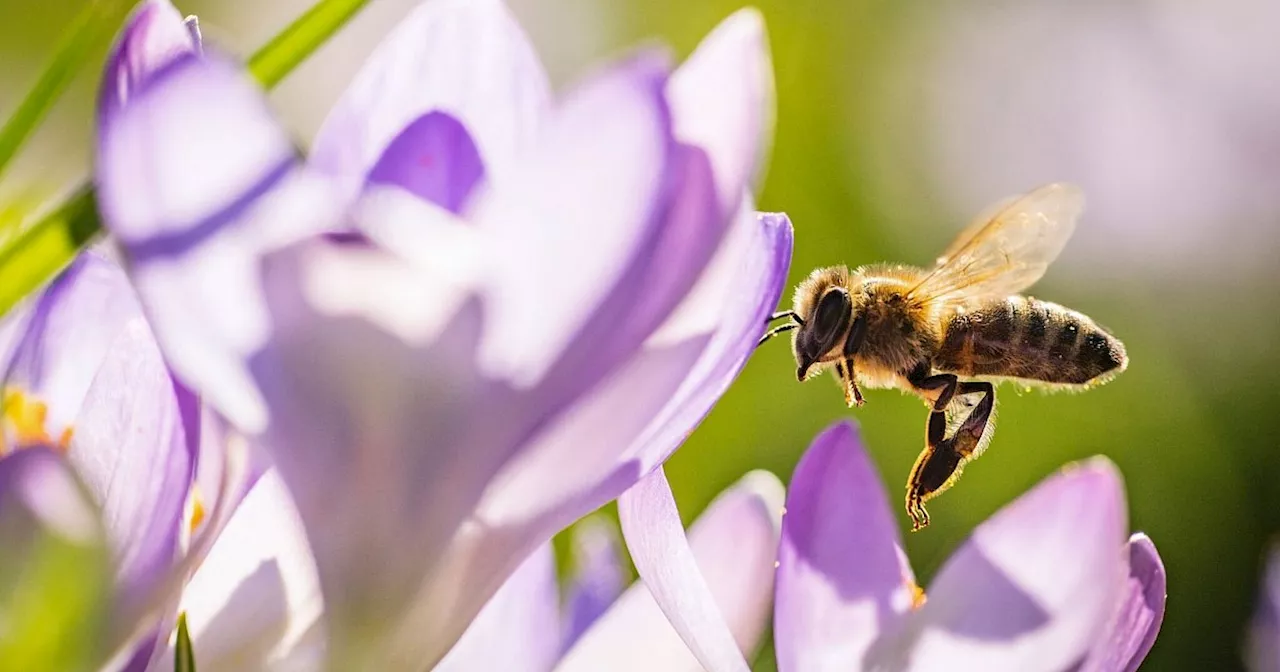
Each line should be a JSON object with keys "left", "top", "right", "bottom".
{"left": 933, "top": 296, "right": 1127, "bottom": 385}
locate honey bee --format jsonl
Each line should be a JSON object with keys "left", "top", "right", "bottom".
{"left": 760, "top": 183, "right": 1128, "bottom": 531}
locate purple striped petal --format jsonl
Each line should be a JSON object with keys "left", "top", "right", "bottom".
{"left": 435, "top": 544, "right": 561, "bottom": 672}
{"left": 667, "top": 8, "right": 774, "bottom": 212}
{"left": 0, "top": 254, "right": 196, "bottom": 625}
{"left": 895, "top": 459, "right": 1128, "bottom": 672}
{"left": 95, "top": 53, "right": 343, "bottom": 432}
{"left": 1081, "top": 533, "right": 1166, "bottom": 672}
{"left": 310, "top": 0, "right": 550, "bottom": 202}
{"left": 365, "top": 111, "right": 485, "bottom": 214}
{"left": 2, "top": 255, "right": 141, "bottom": 430}
{"left": 99, "top": 0, "right": 198, "bottom": 116}
{"left": 558, "top": 469, "right": 783, "bottom": 672}
{"left": 774, "top": 420, "right": 917, "bottom": 672}
{"left": 69, "top": 303, "right": 196, "bottom": 620}
{"left": 562, "top": 516, "right": 626, "bottom": 650}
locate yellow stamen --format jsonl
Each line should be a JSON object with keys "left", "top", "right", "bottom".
{"left": 1, "top": 386, "right": 70, "bottom": 454}
{"left": 909, "top": 580, "right": 928, "bottom": 610}
{"left": 187, "top": 484, "right": 206, "bottom": 535}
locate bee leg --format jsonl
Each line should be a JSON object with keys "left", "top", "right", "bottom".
{"left": 904, "top": 382, "right": 996, "bottom": 531}
{"left": 947, "top": 381, "right": 996, "bottom": 455}
{"left": 905, "top": 426, "right": 962, "bottom": 532}
{"left": 835, "top": 359, "right": 864, "bottom": 407}
{"left": 906, "top": 364, "right": 959, "bottom": 412}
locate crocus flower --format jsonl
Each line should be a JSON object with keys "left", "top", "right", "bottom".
{"left": 622, "top": 420, "right": 1167, "bottom": 671}
{"left": 94, "top": 0, "right": 790, "bottom": 666}
{"left": 0, "top": 250, "right": 231, "bottom": 668}
{"left": 435, "top": 471, "right": 783, "bottom": 671}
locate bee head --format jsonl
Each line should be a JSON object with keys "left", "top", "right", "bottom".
{"left": 794, "top": 286, "right": 852, "bottom": 380}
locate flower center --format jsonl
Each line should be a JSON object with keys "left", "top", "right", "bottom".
{"left": 186, "top": 483, "right": 206, "bottom": 535}
{"left": 0, "top": 386, "right": 73, "bottom": 455}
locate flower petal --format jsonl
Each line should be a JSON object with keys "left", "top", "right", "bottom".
{"left": 69, "top": 311, "right": 196, "bottom": 619}
{"left": 434, "top": 544, "right": 561, "bottom": 672}
{"left": 310, "top": 0, "right": 550, "bottom": 201}
{"left": 1081, "top": 533, "right": 1166, "bottom": 672}
{"left": 891, "top": 459, "right": 1128, "bottom": 672}
{"left": 774, "top": 420, "right": 916, "bottom": 672}
{"left": 99, "top": 0, "right": 199, "bottom": 116}
{"left": 248, "top": 241, "right": 527, "bottom": 667}
{"left": 157, "top": 470, "right": 322, "bottom": 671}
{"left": 471, "top": 52, "right": 673, "bottom": 388}
{"left": 414, "top": 209, "right": 791, "bottom": 664}
{"left": 1, "top": 256, "right": 140, "bottom": 431}
{"left": 95, "top": 53, "right": 343, "bottom": 432}
{"left": 557, "top": 469, "right": 784, "bottom": 672}
{"left": 562, "top": 516, "right": 627, "bottom": 650}
{"left": 667, "top": 8, "right": 774, "bottom": 211}
{"left": 365, "top": 111, "right": 485, "bottom": 214}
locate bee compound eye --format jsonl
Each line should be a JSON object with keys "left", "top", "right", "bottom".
{"left": 804, "top": 288, "right": 851, "bottom": 356}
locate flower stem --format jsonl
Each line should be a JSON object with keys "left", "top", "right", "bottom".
{"left": 0, "top": 0, "right": 375, "bottom": 317}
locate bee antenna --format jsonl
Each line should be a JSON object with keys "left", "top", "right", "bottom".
{"left": 769, "top": 310, "right": 804, "bottom": 326}
{"left": 757, "top": 322, "right": 799, "bottom": 347}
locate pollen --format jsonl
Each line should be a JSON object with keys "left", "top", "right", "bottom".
{"left": 1, "top": 386, "right": 72, "bottom": 455}
{"left": 908, "top": 580, "right": 928, "bottom": 610}
{"left": 186, "top": 484, "right": 206, "bottom": 535}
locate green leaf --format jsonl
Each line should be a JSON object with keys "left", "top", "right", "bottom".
{"left": 175, "top": 612, "right": 196, "bottom": 672}
{"left": 0, "top": 0, "right": 375, "bottom": 319}
{"left": 0, "top": 1, "right": 117, "bottom": 181}
{"left": 248, "top": 0, "right": 375, "bottom": 89}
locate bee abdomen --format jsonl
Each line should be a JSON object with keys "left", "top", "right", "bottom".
{"left": 935, "top": 296, "right": 1127, "bottom": 385}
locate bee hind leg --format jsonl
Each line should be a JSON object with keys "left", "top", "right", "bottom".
{"left": 906, "top": 364, "right": 959, "bottom": 412}
{"left": 905, "top": 381, "right": 996, "bottom": 531}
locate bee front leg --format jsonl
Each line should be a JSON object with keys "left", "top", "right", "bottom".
{"left": 835, "top": 360, "right": 864, "bottom": 407}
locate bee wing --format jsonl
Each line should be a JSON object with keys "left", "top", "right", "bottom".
{"left": 906, "top": 183, "right": 1084, "bottom": 307}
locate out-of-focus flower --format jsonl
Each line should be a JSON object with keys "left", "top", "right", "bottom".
{"left": 623, "top": 420, "right": 1167, "bottom": 671}
{"left": 436, "top": 471, "right": 782, "bottom": 672}
{"left": 1247, "top": 547, "right": 1280, "bottom": 671}
{"left": 93, "top": 0, "right": 790, "bottom": 666}
{"left": 0, "top": 251, "right": 230, "bottom": 668}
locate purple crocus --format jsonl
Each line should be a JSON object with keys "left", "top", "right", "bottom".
{"left": 0, "top": 250, "right": 228, "bottom": 667}
{"left": 434, "top": 471, "right": 783, "bottom": 671}
{"left": 94, "top": 0, "right": 789, "bottom": 665}
{"left": 622, "top": 421, "right": 1167, "bottom": 671}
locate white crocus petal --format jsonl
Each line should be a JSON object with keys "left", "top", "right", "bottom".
{"left": 667, "top": 8, "right": 774, "bottom": 211}
{"left": 157, "top": 470, "right": 322, "bottom": 672}
{"left": 470, "top": 52, "right": 672, "bottom": 387}
{"left": 434, "top": 545, "right": 560, "bottom": 672}
{"left": 558, "top": 470, "right": 783, "bottom": 672}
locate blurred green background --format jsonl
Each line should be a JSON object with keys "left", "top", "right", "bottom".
{"left": 3, "top": 0, "right": 1279, "bottom": 670}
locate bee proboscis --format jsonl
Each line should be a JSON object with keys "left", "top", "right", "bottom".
{"left": 760, "top": 183, "right": 1128, "bottom": 530}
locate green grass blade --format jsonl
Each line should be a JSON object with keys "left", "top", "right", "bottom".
{"left": 0, "top": 2, "right": 114, "bottom": 181}
{"left": 174, "top": 613, "right": 196, "bottom": 672}
{"left": 249, "top": 0, "right": 374, "bottom": 89}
